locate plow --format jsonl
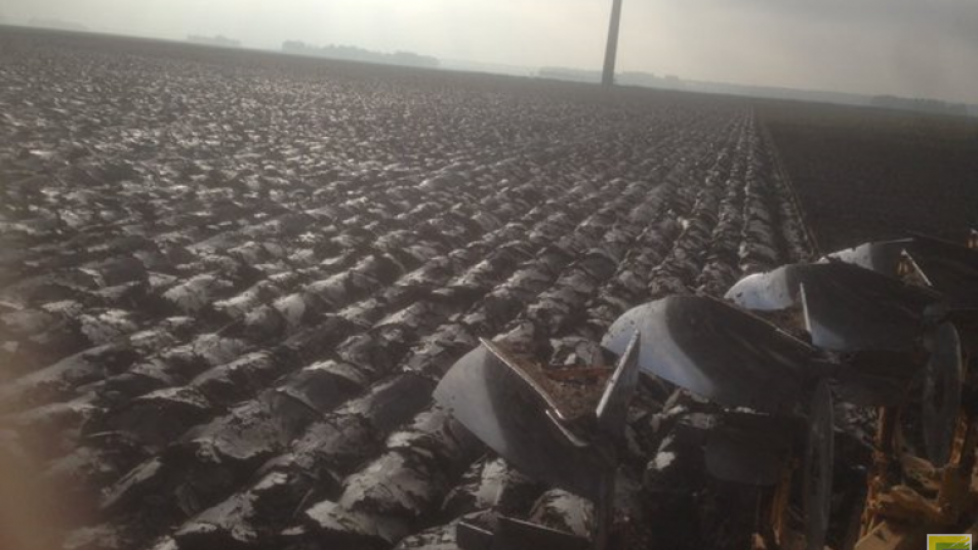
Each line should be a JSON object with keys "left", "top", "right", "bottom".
{"left": 434, "top": 232, "right": 978, "bottom": 550}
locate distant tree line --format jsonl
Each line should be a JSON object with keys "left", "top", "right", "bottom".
{"left": 28, "top": 17, "right": 88, "bottom": 32}
{"left": 538, "top": 67, "right": 682, "bottom": 88}
{"left": 538, "top": 67, "right": 602, "bottom": 83}
{"left": 539, "top": 66, "right": 976, "bottom": 119}
{"left": 282, "top": 41, "right": 439, "bottom": 69}
{"left": 188, "top": 35, "right": 241, "bottom": 48}
{"left": 871, "top": 95, "right": 969, "bottom": 117}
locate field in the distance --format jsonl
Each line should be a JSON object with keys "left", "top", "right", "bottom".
{"left": 0, "top": 26, "right": 975, "bottom": 550}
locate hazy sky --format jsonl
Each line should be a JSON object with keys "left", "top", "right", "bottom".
{"left": 2, "top": 0, "right": 976, "bottom": 103}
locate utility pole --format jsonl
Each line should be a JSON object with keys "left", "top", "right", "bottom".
{"left": 602, "top": 0, "right": 624, "bottom": 86}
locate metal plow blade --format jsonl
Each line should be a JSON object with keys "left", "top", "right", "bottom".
{"left": 824, "top": 238, "right": 912, "bottom": 278}
{"left": 436, "top": 336, "right": 640, "bottom": 550}
{"left": 602, "top": 295, "right": 815, "bottom": 415}
{"left": 904, "top": 235, "right": 978, "bottom": 310}
{"left": 727, "top": 262, "right": 942, "bottom": 353}
{"left": 827, "top": 235, "right": 978, "bottom": 310}
{"left": 604, "top": 296, "right": 836, "bottom": 550}
{"left": 433, "top": 341, "right": 611, "bottom": 502}
{"left": 596, "top": 333, "right": 640, "bottom": 440}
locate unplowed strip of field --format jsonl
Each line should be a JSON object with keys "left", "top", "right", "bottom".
{"left": 759, "top": 101, "right": 978, "bottom": 253}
